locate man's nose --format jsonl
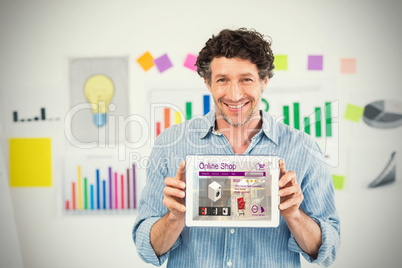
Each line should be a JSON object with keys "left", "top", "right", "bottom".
{"left": 227, "top": 82, "right": 243, "bottom": 101}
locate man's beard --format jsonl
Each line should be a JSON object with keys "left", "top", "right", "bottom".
{"left": 214, "top": 98, "right": 260, "bottom": 127}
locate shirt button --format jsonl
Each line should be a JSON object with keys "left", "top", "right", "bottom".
{"left": 230, "top": 229, "right": 235, "bottom": 234}
{"left": 227, "top": 261, "right": 232, "bottom": 266}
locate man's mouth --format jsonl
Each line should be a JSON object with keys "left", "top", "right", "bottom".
{"left": 225, "top": 102, "right": 249, "bottom": 109}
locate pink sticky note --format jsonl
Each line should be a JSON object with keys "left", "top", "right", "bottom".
{"left": 154, "top": 54, "right": 173, "bottom": 73}
{"left": 340, "top": 58, "right": 357, "bottom": 74}
{"left": 308, "top": 55, "right": 323, "bottom": 70}
{"left": 184, "top": 54, "right": 197, "bottom": 71}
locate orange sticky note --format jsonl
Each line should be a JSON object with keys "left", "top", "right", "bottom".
{"left": 340, "top": 58, "right": 357, "bottom": 74}
{"left": 9, "top": 138, "right": 52, "bottom": 187}
{"left": 137, "top": 52, "right": 154, "bottom": 71}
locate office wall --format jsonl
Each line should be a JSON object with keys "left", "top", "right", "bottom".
{"left": 0, "top": 0, "right": 401, "bottom": 267}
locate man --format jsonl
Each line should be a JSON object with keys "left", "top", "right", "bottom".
{"left": 133, "top": 28, "right": 340, "bottom": 267}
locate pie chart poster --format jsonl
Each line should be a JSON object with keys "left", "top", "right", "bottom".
{"left": 68, "top": 57, "right": 129, "bottom": 145}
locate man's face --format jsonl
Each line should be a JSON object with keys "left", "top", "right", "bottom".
{"left": 205, "top": 57, "right": 268, "bottom": 126}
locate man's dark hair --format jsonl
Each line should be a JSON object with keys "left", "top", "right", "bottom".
{"left": 196, "top": 28, "right": 275, "bottom": 84}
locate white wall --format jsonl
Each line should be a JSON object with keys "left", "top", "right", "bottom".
{"left": 0, "top": 0, "right": 401, "bottom": 267}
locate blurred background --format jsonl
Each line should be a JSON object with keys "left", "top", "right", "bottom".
{"left": 0, "top": 0, "right": 401, "bottom": 267}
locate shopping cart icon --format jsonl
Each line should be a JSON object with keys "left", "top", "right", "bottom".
{"left": 237, "top": 197, "right": 245, "bottom": 216}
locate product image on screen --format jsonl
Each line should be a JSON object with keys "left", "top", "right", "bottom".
{"left": 185, "top": 155, "right": 280, "bottom": 228}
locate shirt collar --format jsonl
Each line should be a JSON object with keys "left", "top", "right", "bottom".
{"left": 199, "top": 110, "right": 278, "bottom": 145}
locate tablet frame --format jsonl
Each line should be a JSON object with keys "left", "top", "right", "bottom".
{"left": 185, "top": 155, "right": 280, "bottom": 228}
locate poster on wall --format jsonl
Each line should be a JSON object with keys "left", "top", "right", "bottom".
{"left": 67, "top": 57, "right": 129, "bottom": 147}
{"left": 62, "top": 153, "right": 137, "bottom": 215}
{"left": 0, "top": 89, "right": 63, "bottom": 136}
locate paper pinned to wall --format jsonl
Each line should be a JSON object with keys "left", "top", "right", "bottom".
{"left": 340, "top": 58, "right": 357, "bottom": 74}
{"left": 274, "top": 55, "right": 288, "bottom": 70}
{"left": 332, "top": 174, "right": 345, "bottom": 190}
{"left": 137, "top": 51, "right": 154, "bottom": 71}
{"left": 183, "top": 53, "right": 197, "bottom": 71}
{"left": 308, "top": 55, "right": 323, "bottom": 71}
{"left": 344, "top": 104, "right": 365, "bottom": 122}
{"left": 9, "top": 138, "right": 52, "bottom": 187}
{"left": 154, "top": 53, "right": 173, "bottom": 73}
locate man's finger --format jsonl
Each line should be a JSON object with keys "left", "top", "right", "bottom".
{"left": 278, "top": 184, "right": 301, "bottom": 197}
{"left": 163, "top": 186, "right": 185, "bottom": 199}
{"left": 279, "top": 159, "right": 286, "bottom": 178}
{"left": 176, "top": 160, "right": 186, "bottom": 182}
{"left": 163, "top": 196, "right": 186, "bottom": 213}
{"left": 279, "top": 192, "right": 303, "bottom": 210}
{"left": 165, "top": 177, "right": 186, "bottom": 189}
{"left": 278, "top": 170, "right": 296, "bottom": 188}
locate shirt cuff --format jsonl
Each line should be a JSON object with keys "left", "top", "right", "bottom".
{"left": 288, "top": 217, "right": 340, "bottom": 267}
{"left": 134, "top": 216, "right": 181, "bottom": 266}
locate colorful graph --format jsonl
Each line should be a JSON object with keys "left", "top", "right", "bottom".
{"left": 152, "top": 91, "right": 212, "bottom": 137}
{"left": 63, "top": 154, "right": 136, "bottom": 214}
{"left": 280, "top": 101, "right": 332, "bottom": 138}
{"left": 12, "top": 107, "right": 60, "bottom": 122}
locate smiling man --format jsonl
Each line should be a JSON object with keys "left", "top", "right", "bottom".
{"left": 133, "top": 28, "right": 340, "bottom": 267}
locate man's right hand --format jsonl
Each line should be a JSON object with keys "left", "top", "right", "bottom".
{"left": 163, "top": 160, "right": 186, "bottom": 222}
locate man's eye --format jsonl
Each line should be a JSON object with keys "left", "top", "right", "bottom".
{"left": 243, "top": 78, "right": 253, "bottom": 82}
{"left": 217, "top": 78, "right": 226, "bottom": 82}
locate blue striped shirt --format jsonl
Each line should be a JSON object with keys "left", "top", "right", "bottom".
{"left": 133, "top": 110, "right": 340, "bottom": 267}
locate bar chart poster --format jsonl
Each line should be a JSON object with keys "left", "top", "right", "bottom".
{"left": 62, "top": 154, "right": 137, "bottom": 215}
{"left": 148, "top": 88, "right": 213, "bottom": 137}
{"left": 261, "top": 82, "right": 339, "bottom": 167}
{"left": 0, "top": 89, "right": 63, "bottom": 133}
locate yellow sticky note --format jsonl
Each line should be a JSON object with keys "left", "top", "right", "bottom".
{"left": 137, "top": 51, "right": 154, "bottom": 71}
{"left": 332, "top": 175, "right": 345, "bottom": 190}
{"left": 344, "top": 104, "right": 365, "bottom": 122}
{"left": 274, "top": 55, "right": 288, "bottom": 70}
{"left": 9, "top": 138, "right": 52, "bottom": 187}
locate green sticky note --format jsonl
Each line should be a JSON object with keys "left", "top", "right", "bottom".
{"left": 344, "top": 104, "right": 365, "bottom": 122}
{"left": 274, "top": 55, "right": 288, "bottom": 70}
{"left": 332, "top": 175, "right": 345, "bottom": 190}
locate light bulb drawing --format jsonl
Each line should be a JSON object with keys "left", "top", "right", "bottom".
{"left": 84, "top": 74, "right": 115, "bottom": 127}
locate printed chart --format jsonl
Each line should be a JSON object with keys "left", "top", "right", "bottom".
{"left": 12, "top": 107, "right": 60, "bottom": 123}
{"left": 63, "top": 154, "right": 136, "bottom": 215}
{"left": 149, "top": 89, "right": 212, "bottom": 136}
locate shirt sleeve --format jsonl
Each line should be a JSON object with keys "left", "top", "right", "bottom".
{"left": 132, "top": 136, "right": 181, "bottom": 266}
{"left": 288, "top": 141, "right": 341, "bottom": 267}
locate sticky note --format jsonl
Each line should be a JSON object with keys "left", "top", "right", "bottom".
{"left": 340, "top": 58, "right": 357, "bottom": 74}
{"left": 137, "top": 52, "right": 154, "bottom": 71}
{"left": 308, "top": 55, "right": 323, "bottom": 70}
{"left": 332, "top": 175, "right": 345, "bottom": 190}
{"left": 183, "top": 54, "right": 197, "bottom": 71}
{"left": 154, "top": 54, "right": 173, "bottom": 73}
{"left": 274, "top": 55, "right": 288, "bottom": 70}
{"left": 344, "top": 104, "right": 365, "bottom": 122}
{"left": 9, "top": 138, "right": 52, "bottom": 187}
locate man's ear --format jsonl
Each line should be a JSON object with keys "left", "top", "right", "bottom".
{"left": 261, "top": 77, "right": 269, "bottom": 92}
{"left": 204, "top": 77, "right": 212, "bottom": 92}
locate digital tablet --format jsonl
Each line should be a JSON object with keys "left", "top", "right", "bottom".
{"left": 185, "top": 155, "right": 280, "bottom": 227}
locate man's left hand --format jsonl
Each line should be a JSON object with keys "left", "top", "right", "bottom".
{"left": 278, "top": 159, "right": 304, "bottom": 219}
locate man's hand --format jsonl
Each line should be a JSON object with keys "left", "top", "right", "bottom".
{"left": 163, "top": 160, "right": 186, "bottom": 221}
{"left": 277, "top": 159, "right": 322, "bottom": 258}
{"left": 278, "top": 159, "right": 304, "bottom": 220}
{"left": 150, "top": 160, "right": 187, "bottom": 257}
